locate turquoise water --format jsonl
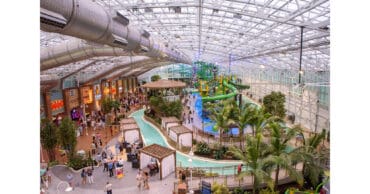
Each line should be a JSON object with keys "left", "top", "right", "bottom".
{"left": 194, "top": 93, "right": 260, "bottom": 135}
{"left": 131, "top": 110, "right": 241, "bottom": 175}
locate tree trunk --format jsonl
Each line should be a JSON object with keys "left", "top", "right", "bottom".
{"left": 220, "top": 129, "right": 223, "bottom": 146}
{"left": 239, "top": 131, "right": 242, "bottom": 149}
{"left": 47, "top": 149, "right": 55, "bottom": 161}
{"left": 275, "top": 165, "right": 280, "bottom": 190}
{"left": 252, "top": 174, "right": 256, "bottom": 194}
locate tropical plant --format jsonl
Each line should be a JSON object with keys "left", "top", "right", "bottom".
{"left": 67, "top": 155, "right": 97, "bottom": 170}
{"left": 149, "top": 96, "right": 183, "bottom": 118}
{"left": 229, "top": 134, "right": 274, "bottom": 194}
{"left": 150, "top": 74, "right": 161, "bottom": 82}
{"left": 208, "top": 100, "right": 235, "bottom": 145}
{"left": 264, "top": 122, "right": 303, "bottom": 190}
{"left": 231, "top": 103, "right": 258, "bottom": 148}
{"left": 262, "top": 91, "right": 286, "bottom": 118}
{"left": 247, "top": 106, "right": 280, "bottom": 136}
{"left": 259, "top": 188, "right": 279, "bottom": 194}
{"left": 57, "top": 117, "right": 77, "bottom": 159}
{"left": 293, "top": 129, "right": 329, "bottom": 189}
{"left": 101, "top": 97, "right": 120, "bottom": 114}
{"left": 40, "top": 118, "right": 58, "bottom": 161}
{"left": 194, "top": 142, "right": 211, "bottom": 155}
{"left": 211, "top": 182, "right": 231, "bottom": 194}
{"left": 213, "top": 145, "right": 228, "bottom": 160}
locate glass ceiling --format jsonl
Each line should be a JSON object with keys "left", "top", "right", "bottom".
{"left": 40, "top": 0, "right": 330, "bottom": 82}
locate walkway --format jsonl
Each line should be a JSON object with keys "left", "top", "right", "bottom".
{"left": 46, "top": 133, "right": 177, "bottom": 193}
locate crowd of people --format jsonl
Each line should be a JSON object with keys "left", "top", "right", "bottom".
{"left": 182, "top": 94, "right": 195, "bottom": 124}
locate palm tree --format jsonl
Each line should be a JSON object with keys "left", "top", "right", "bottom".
{"left": 264, "top": 122, "right": 303, "bottom": 190}
{"left": 248, "top": 106, "right": 279, "bottom": 136}
{"left": 209, "top": 100, "right": 234, "bottom": 145}
{"left": 209, "top": 104, "right": 233, "bottom": 146}
{"left": 40, "top": 118, "right": 58, "bottom": 161}
{"left": 293, "top": 129, "right": 329, "bottom": 188}
{"left": 58, "top": 117, "right": 77, "bottom": 159}
{"left": 229, "top": 133, "right": 273, "bottom": 194}
{"left": 228, "top": 103, "right": 255, "bottom": 149}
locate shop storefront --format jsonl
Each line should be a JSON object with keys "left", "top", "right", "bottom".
{"left": 117, "top": 79, "right": 123, "bottom": 99}
{"left": 102, "top": 81, "right": 110, "bottom": 99}
{"left": 63, "top": 88, "right": 80, "bottom": 118}
{"left": 81, "top": 86, "right": 93, "bottom": 114}
{"left": 94, "top": 84, "right": 102, "bottom": 111}
{"left": 111, "top": 80, "right": 117, "bottom": 100}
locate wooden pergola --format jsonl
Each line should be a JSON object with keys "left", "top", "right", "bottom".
{"left": 120, "top": 122, "right": 141, "bottom": 144}
{"left": 120, "top": 118, "right": 136, "bottom": 124}
{"left": 169, "top": 125, "right": 193, "bottom": 148}
{"left": 141, "top": 79, "right": 186, "bottom": 89}
{"left": 139, "top": 144, "right": 176, "bottom": 180}
{"left": 161, "top": 116, "right": 181, "bottom": 130}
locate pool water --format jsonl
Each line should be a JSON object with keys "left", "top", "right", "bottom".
{"left": 194, "top": 93, "right": 260, "bottom": 136}
{"left": 130, "top": 110, "right": 241, "bottom": 175}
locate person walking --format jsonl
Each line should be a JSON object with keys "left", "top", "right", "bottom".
{"left": 81, "top": 168, "right": 87, "bottom": 185}
{"left": 87, "top": 167, "right": 94, "bottom": 184}
{"left": 105, "top": 181, "right": 113, "bottom": 194}
{"left": 46, "top": 167, "right": 51, "bottom": 184}
{"left": 108, "top": 161, "right": 114, "bottom": 177}
{"left": 136, "top": 170, "right": 142, "bottom": 189}
{"left": 143, "top": 171, "right": 150, "bottom": 190}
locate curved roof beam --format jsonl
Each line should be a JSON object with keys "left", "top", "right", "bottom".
{"left": 106, "top": 61, "right": 172, "bottom": 81}
{"left": 41, "top": 38, "right": 131, "bottom": 71}
{"left": 40, "top": 0, "right": 192, "bottom": 65}
{"left": 81, "top": 58, "right": 163, "bottom": 85}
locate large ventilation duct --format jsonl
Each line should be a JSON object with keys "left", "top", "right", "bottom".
{"left": 41, "top": 38, "right": 130, "bottom": 71}
{"left": 40, "top": 0, "right": 192, "bottom": 65}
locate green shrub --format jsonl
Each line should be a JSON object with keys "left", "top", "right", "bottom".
{"left": 212, "top": 182, "right": 230, "bottom": 194}
{"left": 67, "top": 156, "right": 97, "bottom": 170}
{"left": 213, "top": 145, "right": 228, "bottom": 160}
{"left": 259, "top": 188, "right": 279, "bottom": 194}
{"left": 48, "top": 160, "right": 59, "bottom": 167}
{"left": 205, "top": 172, "right": 219, "bottom": 177}
{"left": 195, "top": 142, "right": 211, "bottom": 155}
{"left": 232, "top": 187, "right": 244, "bottom": 194}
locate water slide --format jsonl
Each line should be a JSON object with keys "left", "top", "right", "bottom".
{"left": 229, "top": 81, "right": 250, "bottom": 90}
{"left": 201, "top": 79, "right": 238, "bottom": 102}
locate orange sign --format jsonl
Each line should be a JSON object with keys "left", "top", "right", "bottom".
{"left": 111, "top": 87, "right": 116, "bottom": 94}
{"left": 82, "top": 88, "right": 93, "bottom": 104}
{"left": 51, "top": 100, "right": 64, "bottom": 110}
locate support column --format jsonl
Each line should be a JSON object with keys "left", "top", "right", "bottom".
{"left": 43, "top": 91, "right": 52, "bottom": 120}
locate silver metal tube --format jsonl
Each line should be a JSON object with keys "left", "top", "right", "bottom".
{"left": 40, "top": 38, "right": 129, "bottom": 71}
{"left": 40, "top": 0, "right": 192, "bottom": 64}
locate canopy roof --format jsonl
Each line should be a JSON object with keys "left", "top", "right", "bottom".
{"left": 140, "top": 144, "right": 176, "bottom": 159}
{"left": 121, "top": 123, "right": 140, "bottom": 131}
{"left": 142, "top": 79, "right": 186, "bottom": 89}
{"left": 120, "top": 118, "right": 136, "bottom": 124}
{"left": 40, "top": 0, "right": 330, "bottom": 86}
{"left": 161, "top": 116, "right": 181, "bottom": 123}
{"left": 169, "top": 125, "right": 192, "bottom": 135}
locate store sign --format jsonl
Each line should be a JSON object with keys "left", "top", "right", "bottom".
{"left": 50, "top": 89, "right": 65, "bottom": 115}
{"left": 82, "top": 87, "right": 93, "bottom": 104}
{"left": 111, "top": 87, "right": 116, "bottom": 94}
{"left": 94, "top": 84, "right": 101, "bottom": 100}
{"left": 51, "top": 100, "right": 64, "bottom": 111}
{"left": 103, "top": 87, "right": 110, "bottom": 95}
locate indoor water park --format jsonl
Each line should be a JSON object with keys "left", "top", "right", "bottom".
{"left": 39, "top": 0, "right": 330, "bottom": 193}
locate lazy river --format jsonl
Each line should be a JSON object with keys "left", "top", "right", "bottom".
{"left": 130, "top": 109, "right": 242, "bottom": 175}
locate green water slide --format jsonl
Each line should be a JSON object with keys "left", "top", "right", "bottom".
{"left": 229, "top": 81, "right": 250, "bottom": 90}
{"left": 202, "top": 79, "right": 238, "bottom": 102}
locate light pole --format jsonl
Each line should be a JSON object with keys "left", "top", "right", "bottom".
{"left": 57, "top": 181, "right": 73, "bottom": 194}
{"left": 188, "top": 149, "right": 194, "bottom": 194}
